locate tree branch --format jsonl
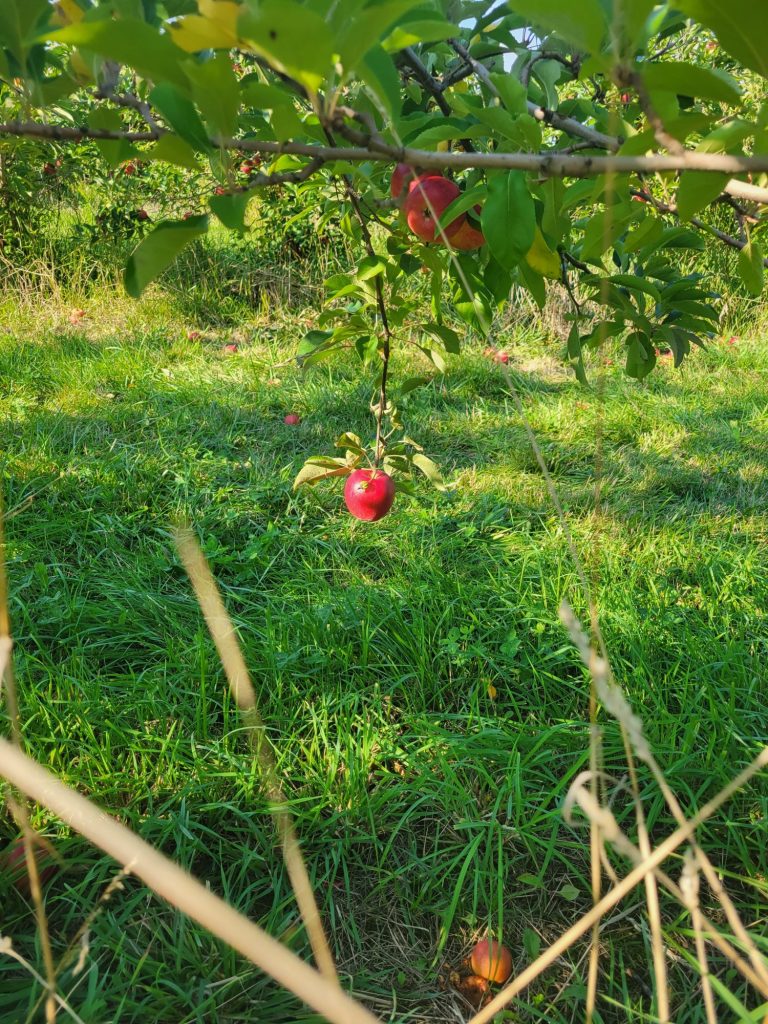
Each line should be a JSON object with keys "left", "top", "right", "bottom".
{"left": 631, "top": 188, "right": 768, "bottom": 267}
{"left": 4, "top": 120, "right": 768, "bottom": 189}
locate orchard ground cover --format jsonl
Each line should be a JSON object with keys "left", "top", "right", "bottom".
{"left": 1, "top": 284, "right": 766, "bottom": 1023}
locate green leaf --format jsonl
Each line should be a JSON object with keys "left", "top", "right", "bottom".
{"left": 238, "top": 0, "right": 334, "bottom": 92}
{"left": 0, "top": 0, "right": 48, "bottom": 66}
{"left": 150, "top": 83, "right": 211, "bottom": 152}
{"left": 676, "top": 171, "right": 729, "bottom": 221}
{"left": 209, "top": 192, "right": 251, "bottom": 231}
{"left": 422, "top": 323, "right": 461, "bottom": 354}
{"left": 675, "top": 0, "right": 768, "bottom": 79}
{"left": 506, "top": 0, "right": 607, "bottom": 55}
{"left": 481, "top": 170, "right": 535, "bottom": 270}
{"left": 642, "top": 62, "right": 741, "bottom": 104}
{"left": 45, "top": 18, "right": 188, "bottom": 89}
{"left": 241, "top": 79, "right": 296, "bottom": 109}
{"left": 124, "top": 216, "right": 209, "bottom": 299}
{"left": 738, "top": 238, "right": 764, "bottom": 295}
{"left": 518, "top": 261, "right": 547, "bottom": 309}
{"left": 436, "top": 186, "right": 487, "bottom": 232}
{"left": 89, "top": 107, "right": 137, "bottom": 167}
{"left": 293, "top": 457, "right": 351, "bottom": 489}
{"left": 559, "top": 883, "right": 580, "bottom": 901}
{"left": 489, "top": 72, "right": 527, "bottom": 114}
{"left": 145, "top": 133, "right": 201, "bottom": 171}
{"left": 625, "top": 331, "right": 656, "bottom": 379}
{"left": 383, "top": 16, "right": 459, "bottom": 51}
{"left": 359, "top": 44, "right": 402, "bottom": 120}
{"left": 566, "top": 322, "right": 588, "bottom": 384}
{"left": 411, "top": 453, "right": 449, "bottom": 492}
{"left": 184, "top": 52, "right": 240, "bottom": 138}
{"left": 336, "top": 0, "right": 423, "bottom": 69}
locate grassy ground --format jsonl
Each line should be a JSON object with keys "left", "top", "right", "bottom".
{"left": 1, "top": 284, "right": 767, "bottom": 1024}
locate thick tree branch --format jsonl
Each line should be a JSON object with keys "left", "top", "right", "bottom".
{"left": 4, "top": 120, "right": 768, "bottom": 191}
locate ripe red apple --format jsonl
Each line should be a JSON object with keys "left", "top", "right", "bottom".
{"left": 494, "top": 350, "right": 509, "bottom": 364}
{"left": 240, "top": 161, "right": 254, "bottom": 175}
{"left": 2, "top": 839, "right": 58, "bottom": 895}
{"left": 123, "top": 162, "right": 137, "bottom": 176}
{"left": 283, "top": 413, "right": 301, "bottom": 425}
{"left": 445, "top": 206, "right": 485, "bottom": 250}
{"left": 43, "top": 162, "right": 57, "bottom": 176}
{"left": 470, "top": 939, "right": 512, "bottom": 984}
{"left": 214, "top": 186, "right": 227, "bottom": 195}
{"left": 343, "top": 469, "right": 396, "bottom": 522}
{"left": 390, "top": 162, "right": 416, "bottom": 204}
{"left": 621, "top": 92, "right": 631, "bottom": 104}
{"left": 404, "top": 175, "right": 463, "bottom": 243}
{"left": 224, "top": 343, "right": 238, "bottom": 354}
{"left": 186, "top": 329, "right": 202, "bottom": 341}
{"left": 137, "top": 209, "right": 149, "bottom": 221}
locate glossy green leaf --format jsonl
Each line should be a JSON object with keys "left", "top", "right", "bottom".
{"left": 124, "top": 216, "right": 209, "bottom": 298}
{"left": 0, "top": 0, "right": 49, "bottom": 65}
{"left": 359, "top": 44, "right": 402, "bottom": 120}
{"left": 336, "top": 1, "right": 422, "bottom": 70}
{"left": 738, "top": 238, "right": 764, "bottom": 295}
{"left": 383, "top": 17, "right": 459, "bottom": 51}
{"left": 238, "top": 0, "right": 334, "bottom": 92}
{"left": 209, "top": 192, "right": 251, "bottom": 231}
{"left": 481, "top": 171, "right": 535, "bottom": 270}
{"left": 489, "top": 72, "right": 527, "bottom": 114}
{"left": 625, "top": 332, "right": 656, "bottom": 379}
{"left": 184, "top": 53, "right": 240, "bottom": 138}
{"left": 676, "top": 0, "right": 768, "bottom": 78}
{"left": 506, "top": 0, "right": 607, "bottom": 55}
{"left": 45, "top": 18, "right": 188, "bottom": 89}
{"left": 150, "top": 83, "right": 211, "bottom": 152}
{"left": 642, "top": 62, "right": 741, "bottom": 104}
{"left": 293, "top": 457, "right": 351, "bottom": 489}
{"left": 676, "top": 171, "right": 729, "bottom": 221}
{"left": 422, "top": 323, "right": 461, "bottom": 354}
{"left": 145, "top": 133, "right": 200, "bottom": 171}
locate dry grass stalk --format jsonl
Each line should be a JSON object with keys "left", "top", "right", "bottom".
{"left": 681, "top": 850, "right": 718, "bottom": 1024}
{"left": 0, "top": 739, "right": 380, "bottom": 1024}
{"left": 466, "top": 745, "right": 768, "bottom": 1024}
{"left": 173, "top": 526, "right": 338, "bottom": 985}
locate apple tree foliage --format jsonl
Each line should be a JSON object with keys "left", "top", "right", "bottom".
{"left": 1, "top": 0, "right": 768, "bottom": 492}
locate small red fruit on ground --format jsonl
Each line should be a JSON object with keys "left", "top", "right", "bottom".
{"left": 283, "top": 413, "right": 301, "bottom": 425}
{"left": 404, "top": 175, "right": 462, "bottom": 243}
{"left": 123, "top": 162, "right": 137, "bottom": 176}
{"left": 224, "top": 343, "right": 238, "bottom": 354}
{"left": 470, "top": 938, "right": 513, "bottom": 984}
{"left": 2, "top": 839, "right": 58, "bottom": 895}
{"left": 344, "top": 469, "right": 396, "bottom": 522}
{"left": 183, "top": 211, "right": 196, "bottom": 220}
{"left": 494, "top": 351, "right": 509, "bottom": 364}
{"left": 214, "top": 186, "right": 227, "bottom": 196}
{"left": 43, "top": 162, "right": 57, "bottom": 176}
{"left": 621, "top": 92, "right": 631, "bottom": 104}
{"left": 186, "top": 330, "right": 202, "bottom": 342}
{"left": 137, "top": 209, "right": 149, "bottom": 221}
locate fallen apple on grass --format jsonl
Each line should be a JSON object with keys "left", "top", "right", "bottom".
{"left": 223, "top": 343, "right": 238, "bottom": 354}
{"left": 1, "top": 838, "right": 58, "bottom": 895}
{"left": 344, "top": 468, "right": 396, "bottom": 522}
{"left": 470, "top": 938, "right": 512, "bottom": 984}
{"left": 186, "top": 330, "right": 202, "bottom": 342}
{"left": 283, "top": 413, "right": 301, "bottom": 425}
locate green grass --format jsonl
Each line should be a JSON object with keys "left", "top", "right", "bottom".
{"left": 1, "top": 286, "right": 767, "bottom": 1024}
